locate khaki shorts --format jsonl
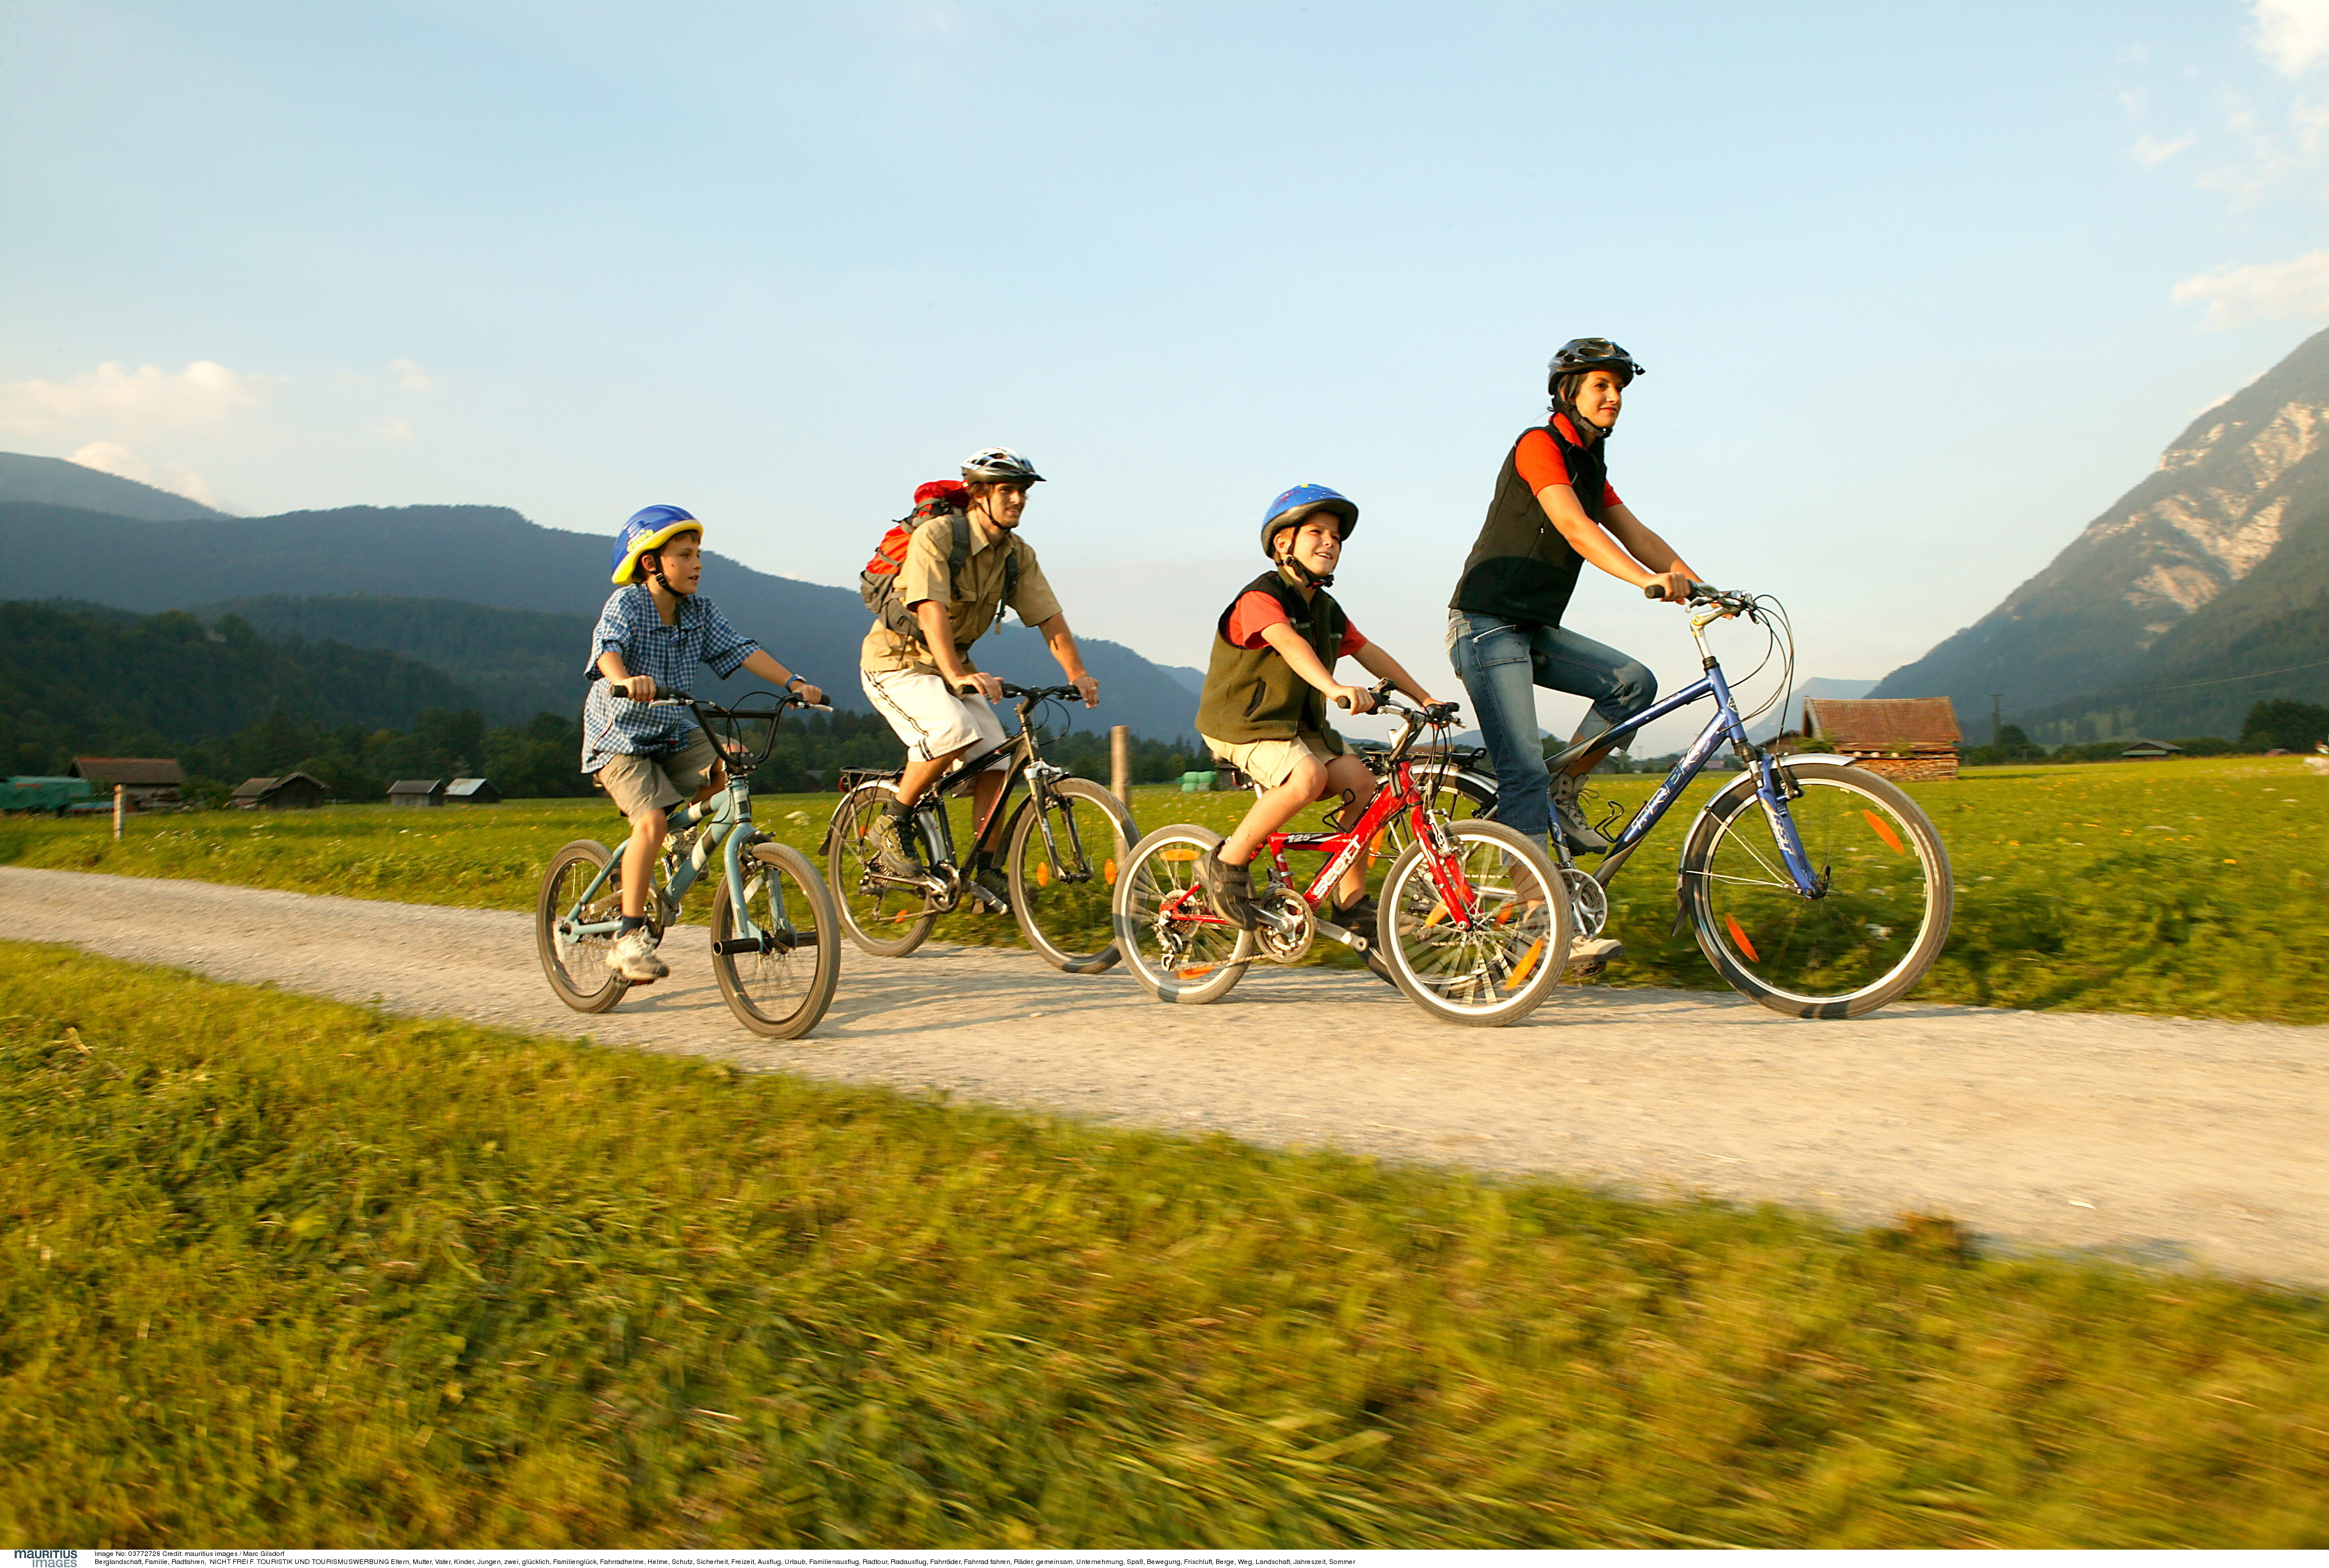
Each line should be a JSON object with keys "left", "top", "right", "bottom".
{"left": 862, "top": 667, "right": 1011, "bottom": 764}
{"left": 1201, "top": 731, "right": 1340, "bottom": 791}
{"left": 598, "top": 731, "right": 720, "bottom": 819}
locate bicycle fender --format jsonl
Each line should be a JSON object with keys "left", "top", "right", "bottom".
{"left": 1767, "top": 752, "right": 1857, "bottom": 767}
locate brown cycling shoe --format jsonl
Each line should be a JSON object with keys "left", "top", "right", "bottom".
{"left": 1195, "top": 848, "right": 1259, "bottom": 930}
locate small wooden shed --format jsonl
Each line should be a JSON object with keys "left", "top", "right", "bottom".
{"left": 70, "top": 756, "right": 185, "bottom": 809}
{"left": 2120, "top": 738, "right": 2185, "bottom": 760}
{"left": 445, "top": 777, "right": 501, "bottom": 805}
{"left": 230, "top": 772, "right": 329, "bottom": 810}
{"left": 1800, "top": 697, "right": 1962, "bottom": 782}
{"left": 389, "top": 778, "right": 447, "bottom": 808}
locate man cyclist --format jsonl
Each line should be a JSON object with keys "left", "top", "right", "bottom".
{"left": 1446, "top": 339, "right": 1703, "bottom": 856}
{"left": 858, "top": 446, "right": 1099, "bottom": 910}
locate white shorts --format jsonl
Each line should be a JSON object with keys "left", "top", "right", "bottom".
{"left": 862, "top": 668, "right": 1011, "bottom": 765}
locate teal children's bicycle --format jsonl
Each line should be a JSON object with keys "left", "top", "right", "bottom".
{"left": 536, "top": 687, "right": 842, "bottom": 1038}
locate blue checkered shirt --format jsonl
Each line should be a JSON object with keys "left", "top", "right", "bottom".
{"left": 581, "top": 586, "right": 760, "bottom": 773}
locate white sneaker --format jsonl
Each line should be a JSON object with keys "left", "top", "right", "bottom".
{"left": 609, "top": 926, "right": 668, "bottom": 982}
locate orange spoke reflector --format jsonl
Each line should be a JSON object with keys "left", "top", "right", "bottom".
{"left": 1104, "top": 857, "right": 1118, "bottom": 885}
{"left": 1036, "top": 862, "right": 1051, "bottom": 888}
{"left": 1161, "top": 848, "right": 1200, "bottom": 861}
{"left": 1176, "top": 965, "right": 1215, "bottom": 979}
{"left": 1863, "top": 810, "right": 1905, "bottom": 854}
{"left": 1503, "top": 937, "right": 1546, "bottom": 991}
{"left": 1425, "top": 902, "right": 1450, "bottom": 927}
{"left": 1725, "top": 914, "right": 1761, "bottom": 963}
{"left": 1495, "top": 903, "right": 1515, "bottom": 926}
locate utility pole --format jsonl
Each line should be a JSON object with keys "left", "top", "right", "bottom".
{"left": 1991, "top": 693, "right": 2003, "bottom": 745}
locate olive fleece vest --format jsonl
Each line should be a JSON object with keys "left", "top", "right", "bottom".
{"left": 1194, "top": 569, "right": 1350, "bottom": 752}
{"left": 1448, "top": 418, "right": 1609, "bottom": 628}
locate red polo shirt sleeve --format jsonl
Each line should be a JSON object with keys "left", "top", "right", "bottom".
{"left": 1515, "top": 426, "right": 1623, "bottom": 509}
{"left": 1226, "top": 591, "right": 1367, "bottom": 656}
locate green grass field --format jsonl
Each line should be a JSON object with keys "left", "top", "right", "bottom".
{"left": 4, "top": 755, "right": 2323, "bottom": 1021}
{"left": 5, "top": 941, "right": 2326, "bottom": 1548}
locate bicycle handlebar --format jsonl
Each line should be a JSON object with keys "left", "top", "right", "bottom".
{"left": 950, "top": 680, "right": 1087, "bottom": 705}
{"left": 1646, "top": 581, "right": 1756, "bottom": 616}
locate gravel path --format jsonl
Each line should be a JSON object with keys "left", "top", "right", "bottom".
{"left": 8, "top": 865, "right": 2324, "bottom": 1287}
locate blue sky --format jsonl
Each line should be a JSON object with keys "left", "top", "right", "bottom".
{"left": 6, "top": 1, "right": 2329, "bottom": 746}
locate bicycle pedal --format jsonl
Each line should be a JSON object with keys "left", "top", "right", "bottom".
{"left": 1565, "top": 936, "right": 1623, "bottom": 974}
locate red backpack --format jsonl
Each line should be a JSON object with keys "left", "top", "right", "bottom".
{"left": 860, "top": 480, "right": 1015, "bottom": 640}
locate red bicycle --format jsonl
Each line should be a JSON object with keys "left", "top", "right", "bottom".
{"left": 1112, "top": 684, "right": 1573, "bottom": 1026}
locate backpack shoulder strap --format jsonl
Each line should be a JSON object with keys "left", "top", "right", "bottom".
{"left": 948, "top": 512, "right": 971, "bottom": 596}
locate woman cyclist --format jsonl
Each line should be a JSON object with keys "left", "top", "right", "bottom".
{"left": 1445, "top": 338, "right": 1704, "bottom": 855}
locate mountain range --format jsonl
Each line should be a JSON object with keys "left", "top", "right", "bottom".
{"left": 1871, "top": 324, "right": 2329, "bottom": 742}
{"left": 0, "top": 478, "right": 1202, "bottom": 740}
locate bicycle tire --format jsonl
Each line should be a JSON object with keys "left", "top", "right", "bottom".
{"left": 1111, "top": 824, "right": 1256, "bottom": 1004}
{"left": 1007, "top": 777, "right": 1135, "bottom": 974}
{"left": 1680, "top": 761, "right": 1953, "bottom": 1019}
{"left": 828, "top": 781, "right": 942, "bottom": 958}
{"left": 536, "top": 838, "right": 630, "bottom": 1013}
{"left": 711, "top": 840, "right": 842, "bottom": 1038}
{"left": 1377, "top": 820, "right": 1570, "bottom": 1028}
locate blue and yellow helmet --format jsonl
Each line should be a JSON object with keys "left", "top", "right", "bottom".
{"left": 1260, "top": 484, "right": 1358, "bottom": 559}
{"left": 611, "top": 504, "right": 702, "bottom": 585}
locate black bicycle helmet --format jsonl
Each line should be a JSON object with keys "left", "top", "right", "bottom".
{"left": 1547, "top": 338, "right": 1644, "bottom": 394}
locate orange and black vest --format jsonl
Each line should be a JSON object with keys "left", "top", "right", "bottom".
{"left": 1449, "top": 418, "right": 1608, "bottom": 627}
{"left": 1193, "top": 567, "right": 1349, "bottom": 752}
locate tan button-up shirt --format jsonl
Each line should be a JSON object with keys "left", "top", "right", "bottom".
{"left": 859, "top": 512, "right": 1064, "bottom": 676}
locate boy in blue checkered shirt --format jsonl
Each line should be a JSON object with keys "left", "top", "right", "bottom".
{"left": 584, "top": 505, "right": 825, "bottom": 982}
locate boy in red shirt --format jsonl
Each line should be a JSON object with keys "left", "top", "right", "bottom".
{"left": 1189, "top": 484, "right": 1440, "bottom": 932}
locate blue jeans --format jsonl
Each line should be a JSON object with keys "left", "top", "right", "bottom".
{"left": 1445, "top": 610, "right": 1657, "bottom": 842}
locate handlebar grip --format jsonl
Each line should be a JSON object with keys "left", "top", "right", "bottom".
{"left": 1333, "top": 696, "right": 1352, "bottom": 710}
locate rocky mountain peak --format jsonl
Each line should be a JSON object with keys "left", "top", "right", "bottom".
{"left": 1870, "top": 324, "right": 2329, "bottom": 716}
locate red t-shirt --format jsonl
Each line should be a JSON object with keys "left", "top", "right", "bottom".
{"left": 1225, "top": 591, "right": 1368, "bottom": 656}
{"left": 1515, "top": 416, "right": 1624, "bottom": 509}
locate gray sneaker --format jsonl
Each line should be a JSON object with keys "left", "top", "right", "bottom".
{"left": 1550, "top": 773, "right": 1610, "bottom": 855}
{"left": 609, "top": 925, "right": 668, "bottom": 982}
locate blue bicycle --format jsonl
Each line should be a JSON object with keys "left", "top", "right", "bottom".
{"left": 1405, "top": 585, "right": 1953, "bottom": 1018}
{"left": 535, "top": 686, "right": 842, "bottom": 1038}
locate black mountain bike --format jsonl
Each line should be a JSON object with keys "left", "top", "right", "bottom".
{"left": 825, "top": 683, "right": 1138, "bottom": 971}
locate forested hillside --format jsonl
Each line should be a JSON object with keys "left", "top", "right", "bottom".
{"left": 0, "top": 451, "right": 224, "bottom": 522}
{"left": 0, "top": 602, "right": 480, "bottom": 775}
{"left": 0, "top": 496, "right": 1204, "bottom": 740}
{"left": 196, "top": 594, "right": 594, "bottom": 724}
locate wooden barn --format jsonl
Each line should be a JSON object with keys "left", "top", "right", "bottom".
{"left": 445, "top": 777, "right": 501, "bottom": 805}
{"left": 229, "top": 772, "right": 330, "bottom": 810}
{"left": 389, "top": 778, "right": 447, "bottom": 807}
{"left": 1799, "top": 697, "right": 1963, "bottom": 782}
{"left": 70, "top": 756, "right": 185, "bottom": 809}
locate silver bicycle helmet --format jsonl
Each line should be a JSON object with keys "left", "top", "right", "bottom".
{"left": 961, "top": 446, "right": 1045, "bottom": 485}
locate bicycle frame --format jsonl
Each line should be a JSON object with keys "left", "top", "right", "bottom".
{"left": 842, "top": 686, "right": 1102, "bottom": 891}
{"left": 1538, "top": 609, "right": 1821, "bottom": 896}
{"left": 1186, "top": 708, "right": 1489, "bottom": 936}
{"left": 562, "top": 709, "right": 806, "bottom": 956}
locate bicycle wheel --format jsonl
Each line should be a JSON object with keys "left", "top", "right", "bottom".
{"left": 1680, "top": 761, "right": 1953, "bottom": 1019}
{"left": 1007, "top": 777, "right": 1135, "bottom": 974}
{"left": 711, "top": 839, "right": 842, "bottom": 1039}
{"left": 828, "top": 781, "right": 942, "bottom": 958}
{"left": 1111, "top": 824, "right": 1255, "bottom": 1005}
{"left": 536, "top": 838, "right": 629, "bottom": 1013}
{"left": 1377, "top": 820, "right": 1570, "bottom": 1027}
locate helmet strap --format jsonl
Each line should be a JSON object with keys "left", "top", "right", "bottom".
{"left": 1275, "top": 544, "right": 1334, "bottom": 590}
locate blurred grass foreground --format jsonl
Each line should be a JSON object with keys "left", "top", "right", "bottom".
{"left": 4, "top": 943, "right": 2326, "bottom": 1547}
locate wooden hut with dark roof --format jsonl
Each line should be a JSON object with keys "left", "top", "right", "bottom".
{"left": 1798, "top": 697, "right": 1962, "bottom": 782}
{"left": 229, "top": 772, "right": 330, "bottom": 810}
{"left": 70, "top": 756, "right": 185, "bottom": 808}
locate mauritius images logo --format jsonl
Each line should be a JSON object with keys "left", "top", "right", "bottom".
{"left": 15, "top": 1553, "right": 76, "bottom": 1565}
